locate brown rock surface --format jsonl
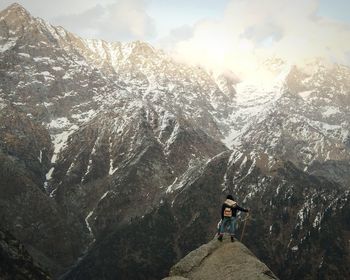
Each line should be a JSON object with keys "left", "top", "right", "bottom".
{"left": 165, "top": 238, "right": 278, "bottom": 280}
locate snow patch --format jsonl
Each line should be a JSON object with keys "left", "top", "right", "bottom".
{"left": 322, "top": 106, "right": 340, "bottom": 117}
{"left": 71, "top": 109, "right": 97, "bottom": 123}
{"left": 38, "top": 150, "right": 42, "bottom": 163}
{"left": 45, "top": 167, "right": 54, "bottom": 181}
{"left": 298, "top": 90, "right": 313, "bottom": 100}
{"left": 100, "top": 191, "right": 110, "bottom": 201}
{"left": 0, "top": 39, "right": 17, "bottom": 52}
{"left": 165, "top": 122, "right": 180, "bottom": 152}
{"left": 48, "top": 117, "right": 71, "bottom": 129}
{"left": 18, "top": 52, "right": 30, "bottom": 58}
{"left": 0, "top": 97, "right": 6, "bottom": 110}
{"left": 166, "top": 177, "right": 178, "bottom": 194}
{"left": 222, "top": 71, "right": 287, "bottom": 148}
{"left": 50, "top": 125, "right": 79, "bottom": 164}
{"left": 85, "top": 211, "right": 95, "bottom": 241}
{"left": 52, "top": 66, "right": 64, "bottom": 71}
{"left": 33, "top": 56, "right": 55, "bottom": 63}
{"left": 313, "top": 212, "right": 322, "bottom": 229}
{"left": 291, "top": 245, "right": 299, "bottom": 252}
{"left": 109, "top": 137, "right": 118, "bottom": 175}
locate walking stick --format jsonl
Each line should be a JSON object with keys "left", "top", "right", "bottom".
{"left": 240, "top": 211, "right": 250, "bottom": 242}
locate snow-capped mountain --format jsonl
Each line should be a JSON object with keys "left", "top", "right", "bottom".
{"left": 223, "top": 59, "right": 350, "bottom": 172}
{"left": 1, "top": 3, "right": 350, "bottom": 280}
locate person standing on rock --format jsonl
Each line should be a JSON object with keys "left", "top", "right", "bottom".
{"left": 217, "top": 195, "right": 249, "bottom": 242}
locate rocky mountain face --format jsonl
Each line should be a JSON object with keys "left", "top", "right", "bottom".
{"left": 0, "top": 228, "right": 51, "bottom": 280}
{"left": 223, "top": 60, "right": 350, "bottom": 183}
{"left": 63, "top": 151, "right": 350, "bottom": 280}
{"left": 1, "top": 3, "right": 350, "bottom": 280}
{"left": 0, "top": 103, "right": 89, "bottom": 275}
{"left": 163, "top": 238, "right": 278, "bottom": 280}
{"left": 0, "top": 3, "right": 229, "bottom": 277}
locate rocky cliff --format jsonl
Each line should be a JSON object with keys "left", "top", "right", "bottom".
{"left": 164, "top": 238, "right": 278, "bottom": 280}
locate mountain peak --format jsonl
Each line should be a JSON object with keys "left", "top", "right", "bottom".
{"left": 0, "top": 3, "right": 33, "bottom": 25}
{"left": 126, "top": 40, "right": 157, "bottom": 56}
{"left": 6, "top": 2, "right": 25, "bottom": 9}
{"left": 1, "top": 2, "right": 30, "bottom": 16}
{"left": 163, "top": 238, "right": 278, "bottom": 280}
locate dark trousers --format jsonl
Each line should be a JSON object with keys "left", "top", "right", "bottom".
{"left": 219, "top": 217, "right": 236, "bottom": 236}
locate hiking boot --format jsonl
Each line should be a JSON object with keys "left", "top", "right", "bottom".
{"left": 231, "top": 236, "right": 235, "bottom": 242}
{"left": 217, "top": 235, "right": 223, "bottom": 242}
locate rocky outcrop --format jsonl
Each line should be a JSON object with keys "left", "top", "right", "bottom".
{"left": 164, "top": 238, "right": 278, "bottom": 280}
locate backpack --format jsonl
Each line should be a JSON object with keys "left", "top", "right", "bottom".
{"left": 224, "top": 207, "right": 232, "bottom": 217}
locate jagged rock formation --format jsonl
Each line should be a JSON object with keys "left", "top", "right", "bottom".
{"left": 0, "top": 3, "right": 350, "bottom": 280}
{"left": 164, "top": 238, "right": 278, "bottom": 280}
{"left": 0, "top": 229, "right": 51, "bottom": 280}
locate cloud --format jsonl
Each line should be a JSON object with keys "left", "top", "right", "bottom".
{"left": 157, "top": 25, "right": 193, "bottom": 50}
{"left": 53, "top": 4, "right": 105, "bottom": 38}
{"left": 168, "top": 0, "right": 350, "bottom": 77}
{"left": 53, "top": 0, "right": 156, "bottom": 41}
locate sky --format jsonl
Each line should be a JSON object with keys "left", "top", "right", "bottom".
{"left": 1, "top": 0, "right": 350, "bottom": 76}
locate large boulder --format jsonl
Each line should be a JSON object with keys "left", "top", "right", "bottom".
{"left": 164, "top": 238, "right": 278, "bottom": 280}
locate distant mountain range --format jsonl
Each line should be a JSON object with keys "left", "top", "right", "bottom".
{"left": 1, "top": 3, "right": 349, "bottom": 280}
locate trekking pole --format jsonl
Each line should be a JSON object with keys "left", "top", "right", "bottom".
{"left": 240, "top": 211, "right": 250, "bottom": 242}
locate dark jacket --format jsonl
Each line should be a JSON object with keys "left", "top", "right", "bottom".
{"left": 221, "top": 199, "right": 248, "bottom": 219}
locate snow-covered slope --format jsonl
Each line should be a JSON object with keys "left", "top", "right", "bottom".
{"left": 220, "top": 59, "right": 350, "bottom": 174}
{"left": 2, "top": 3, "right": 349, "bottom": 177}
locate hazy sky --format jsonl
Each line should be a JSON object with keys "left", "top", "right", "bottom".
{"left": 1, "top": 0, "right": 350, "bottom": 74}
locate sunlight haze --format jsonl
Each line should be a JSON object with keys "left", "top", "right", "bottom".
{"left": 1, "top": 0, "right": 349, "bottom": 80}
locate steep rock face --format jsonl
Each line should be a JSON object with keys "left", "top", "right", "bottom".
{"left": 223, "top": 60, "right": 350, "bottom": 186}
{"left": 307, "top": 160, "right": 350, "bottom": 187}
{"left": 0, "top": 2, "right": 235, "bottom": 145}
{"left": 80, "top": 39, "right": 235, "bottom": 139}
{"left": 164, "top": 239, "right": 278, "bottom": 280}
{"left": 173, "top": 152, "right": 350, "bottom": 280}
{"left": 0, "top": 104, "right": 88, "bottom": 275}
{"left": 286, "top": 62, "right": 350, "bottom": 107}
{"left": 51, "top": 100, "right": 227, "bottom": 241}
{"left": 226, "top": 156, "right": 350, "bottom": 279}
{"left": 0, "top": 229, "right": 51, "bottom": 280}
{"left": 0, "top": 3, "right": 118, "bottom": 124}
{"left": 238, "top": 90, "right": 350, "bottom": 166}
{"left": 0, "top": 103, "right": 52, "bottom": 188}
{"left": 64, "top": 151, "right": 350, "bottom": 280}
{"left": 62, "top": 152, "right": 230, "bottom": 280}
{"left": 61, "top": 203, "right": 179, "bottom": 280}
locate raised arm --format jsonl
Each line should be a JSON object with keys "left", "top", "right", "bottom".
{"left": 236, "top": 205, "right": 249, "bottom": 212}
